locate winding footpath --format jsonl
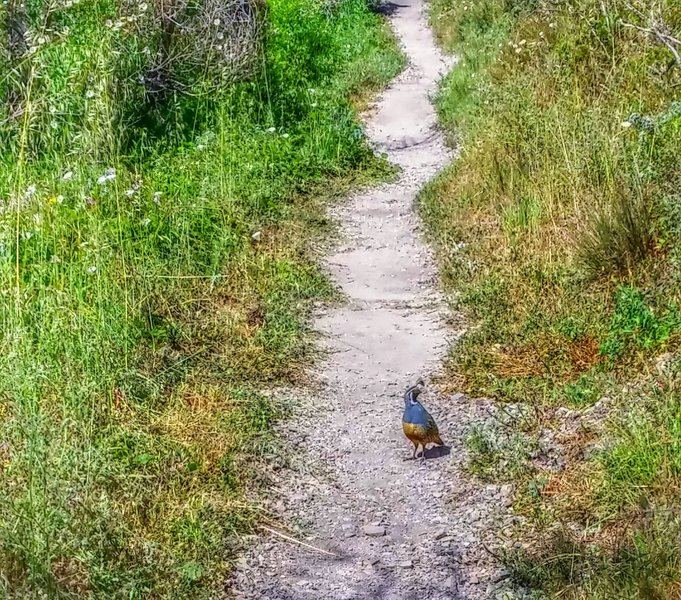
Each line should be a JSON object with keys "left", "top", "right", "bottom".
{"left": 231, "top": 0, "right": 519, "bottom": 597}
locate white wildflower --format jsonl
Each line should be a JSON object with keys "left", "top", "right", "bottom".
{"left": 33, "top": 213, "right": 43, "bottom": 226}
{"left": 21, "top": 231, "right": 33, "bottom": 241}
{"left": 50, "top": 255, "right": 61, "bottom": 264}
{"left": 266, "top": 126, "right": 276, "bottom": 133}
{"left": 153, "top": 191, "right": 162, "bottom": 204}
{"left": 87, "top": 265, "right": 97, "bottom": 273}
{"left": 251, "top": 231, "right": 262, "bottom": 241}
{"left": 621, "top": 121, "right": 632, "bottom": 128}
{"left": 62, "top": 170, "right": 74, "bottom": 181}
{"left": 141, "top": 218, "right": 151, "bottom": 227}
{"left": 56, "top": 195, "right": 64, "bottom": 204}
{"left": 97, "top": 168, "right": 116, "bottom": 185}
{"left": 213, "top": 18, "right": 220, "bottom": 25}
{"left": 85, "top": 90, "right": 95, "bottom": 99}
{"left": 25, "top": 185, "right": 36, "bottom": 198}
{"left": 139, "top": 2, "right": 148, "bottom": 10}
{"left": 281, "top": 133, "right": 289, "bottom": 139}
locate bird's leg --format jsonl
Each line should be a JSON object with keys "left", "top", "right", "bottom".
{"left": 420, "top": 443, "right": 428, "bottom": 460}
{"left": 412, "top": 443, "right": 419, "bottom": 460}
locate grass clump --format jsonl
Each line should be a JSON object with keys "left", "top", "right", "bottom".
{"left": 425, "top": 0, "right": 681, "bottom": 596}
{"left": 0, "top": 0, "right": 403, "bottom": 598}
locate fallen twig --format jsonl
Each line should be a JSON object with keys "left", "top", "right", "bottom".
{"left": 260, "top": 525, "right": 339, "bottom": 557}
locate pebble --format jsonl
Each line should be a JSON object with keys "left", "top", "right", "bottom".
{"left": 363, "top": 525, "right": 387, "bottom": 537}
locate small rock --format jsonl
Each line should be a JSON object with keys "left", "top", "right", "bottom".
{"left": 363, "top": 525, "right": 386, "bottom": 537}
{"left": 399, "top": 560, "right": 413, "bottom": 568}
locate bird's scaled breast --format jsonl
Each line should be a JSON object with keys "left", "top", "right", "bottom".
{"left": 402, "top": 421, "right": 430, "bottom": 442}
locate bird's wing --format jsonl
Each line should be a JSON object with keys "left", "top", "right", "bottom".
{"left": 423, "top": 409, "right": 439, "bottom": 433}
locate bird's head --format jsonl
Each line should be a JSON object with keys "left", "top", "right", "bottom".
{"left": 404, "top": 378, "right": 425, "bottom": 407}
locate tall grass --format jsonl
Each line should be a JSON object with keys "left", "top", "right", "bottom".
{"left": 424, "top": 0, "right": 681, "bottom": 596}
{"left": 0, "top": 0, "right": 403, "bottom": 597}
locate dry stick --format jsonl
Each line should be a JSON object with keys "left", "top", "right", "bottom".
{"left": 260, "top": 525, "right": 339, "bottom": 557}
{"left": 621, "top": 21, "right": 681, "bottom": 64}
{"left": 622, "top": 2, "right": 681, "bottom": 65}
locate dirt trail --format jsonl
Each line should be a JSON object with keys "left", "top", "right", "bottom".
{"left": 231, "top": 0, "right": 515, "bottom": 598}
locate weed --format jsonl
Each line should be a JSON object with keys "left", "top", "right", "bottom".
{"left": 579, "top": 188, "right": 654, "bottom": 278}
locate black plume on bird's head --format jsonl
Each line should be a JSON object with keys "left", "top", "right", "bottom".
{"left": 404, "top": 378, "right": 425, "bottom": 406}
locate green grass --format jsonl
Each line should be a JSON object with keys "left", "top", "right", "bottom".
{"left": 0, "top": 0, "right": 403, "bottom": 597}
{"left": 424, "top": 0, "right": 681, "bottom": 596}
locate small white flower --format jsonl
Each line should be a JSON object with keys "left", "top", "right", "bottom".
{"left": 196, "top": 144, "right": 205, "bottom": 151}
{"left": 311, "top": 102, "right": 318, "bottom": 108}
{"left": 549, "top": 22, "right": 556, "bottom": 28}
{"left": 106, "top": 19, "right": 113, "bottom": 27}
{"left": 21, "top": 231, "right": 33, "bottom": 241}
{"left": 97, "top": 168, "right": 116, "bottom": 185}
{"left": 87, "top": 265, "right": 97, "bottom": 273}
{"left": 139, "top": 2, "right": 148, "bottom": 10}
{"left": 153, "top": 191, "right": 162, "bottom": 204}
{"left": 25, "top": 185, "right": 37, "bottom": 198}
{"left": 85, "top": 90, "right": 95, "bottom": 99}
{"left": 621, "top": 121, "right": 632, "bottom": 128}
{"left": 251, "top": 231, "right": 262, "bottom": 241}
{"left": 141, "top": 218, "right": 151, "bottom": 226}
{"left": 213, "top": 18, "right": 220, "bottom": 25}
{"left": 519, "top": 39, "right": 526, "bottom": 45}
{"left": 266, "top": 126, "right": 276, "bottom": 133}
{"left": 37, "top": 36, "right": 47, "bottom": 45}
{"left": 56, "top": 195, "right": 64, "bottom": 204}
{"left": 63, "top": 171, "right": 74, "bottom": 181}
{"left": 125, "top": 188, "right": 136, "bottom": 197}
{"left": 281, "top": 133, "right": 289, "bottom": 139}
{"left": 33, "top": 213, "right": 43, "bottom": 225}
{"left": 50, "top": 255, "right": 61, "bottom": 264}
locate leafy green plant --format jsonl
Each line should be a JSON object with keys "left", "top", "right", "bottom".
{"left": 600, "top": 286, "right": 681, "bottom": 361}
